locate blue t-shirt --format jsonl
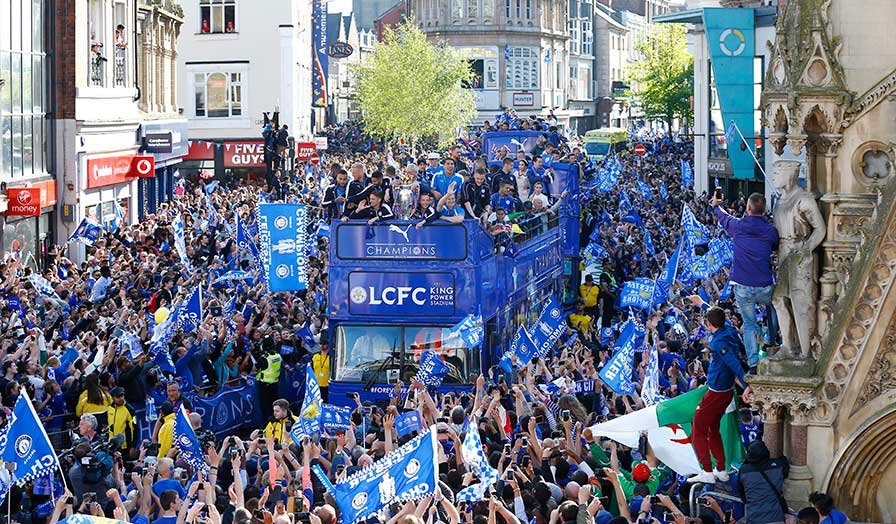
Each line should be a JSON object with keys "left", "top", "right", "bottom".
{"left": 432, "top": 173, "right": 463, "bottom": 197}
{"left": 740, "top": 422, "right": 761, "bottom": 448}
{"left": 440, "top": 206, "right": 466, "bottom": 218}
{"left": 151, "top": 516, "right": 177, "bottom": 524}
{"left": 425, "top": 166, "right": 444, "bottom": 184}
{"left": 153, "top": 479, "right": 187, "bottom": 499}
{"left": 821, "top": 510, "right": 848, "bottom": 524}
{"left": 490, "top": 193, "right": 518, "bottom": 213}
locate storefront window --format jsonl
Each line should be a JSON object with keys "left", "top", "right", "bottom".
{"left": 0, "top": 0, "right": 47, "bottom": 179}
{"left": 1, "top": 214, "right": 49, "bottom": 269}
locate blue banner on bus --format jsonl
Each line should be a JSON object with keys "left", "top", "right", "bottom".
{"left": 348, "top": 272, "right": 455, "bottom": 316}
{"left": 336, "top": 222, "right": 467, "bottom": 261}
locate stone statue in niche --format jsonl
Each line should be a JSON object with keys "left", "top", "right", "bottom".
{"left": 771, "top": 160, "right": 827, "bottom": 359}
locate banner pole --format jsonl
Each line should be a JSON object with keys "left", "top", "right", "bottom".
{"left": 730, "top": 121, "right": 779, "bottom": 196}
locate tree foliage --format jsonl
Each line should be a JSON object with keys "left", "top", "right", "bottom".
{"left": 628, "top": 23, "right": 694, "bottom": 129}
{"left": 353, "top": 19, "right": 477, "bottom": 145}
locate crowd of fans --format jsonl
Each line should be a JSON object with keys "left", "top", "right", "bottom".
{"left": 0, "top": 111, "right": 853, "bottom": 524}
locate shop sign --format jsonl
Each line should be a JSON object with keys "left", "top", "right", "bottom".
{"left": 513, "top": 92, "right": 535, "bottom": 107}
{"left": 143, "top": 132, "right": 173, "bottom": 153}
{"left": 314, "top": 136, "right": 328, "bottom": 150}
{"left": 6, "top": 188, "right": 42, "bottom": 216}
{"left": 327, "top": 41, "right": 354, "bottom": 59}
{"left": 128, "top": 156, "right": 156, "bottom": 177}
{"left": 223, "top": 141, "right": 266, "bottom": 168}
{"left": 87, "top": 155, "right": 138, "bottom": 189}
{"left": 296, "top": 142, "right": 317, "bottom": 161}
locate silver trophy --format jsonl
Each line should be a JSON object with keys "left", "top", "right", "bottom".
{"left": 397, "top": 184, "right": 416, "bottom": 220}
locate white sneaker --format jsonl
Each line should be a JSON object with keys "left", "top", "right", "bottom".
{"left": 687, "top": 471, "right": 717, "bottom": 484}
{"left": 713, "top": 469, "right": 730, "bottom": 482}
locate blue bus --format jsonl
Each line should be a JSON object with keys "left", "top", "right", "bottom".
{"left": 326, "top": 137, "right": 581, "bottom": 406}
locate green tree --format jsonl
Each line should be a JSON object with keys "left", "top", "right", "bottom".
{"left": 353, "top": 19, "right": 477, "bottom": 146}
{"left": 628, "top": 23, "right": 694, "bottom": 130}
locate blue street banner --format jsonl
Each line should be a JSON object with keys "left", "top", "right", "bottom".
{"left": 321, "top": 404, "right": 352, "bottom": 433}
{"left": 510, "top": 325, "right": 538, "bottom": 367}
{"left": 333, "top": 428, "right": 439, "bottom": 524}
{"left": 347, "top": 271, "right": 455, "bottom": 316}
{"left": 68, "top": 218, "right": 102, "bottom": 246}
{"left": 394, "top": 411, "right": 424, "bottom": 438}
{"left": 413, "top": 351, "right": 450, "bottom": 387}
{"left": 599, "top": 327, "right": 637, "bottom": 396}
{"left": 681, "top": 160, "right": 694, "bottom": 187}
{"left": 188, "top": 382, "right": 263, "bottom": 437}
{"left": 621, "top": 278, "right": 656, "bottom": 311}
{"left": 257, "top": 203, "right": 309, "bottom": 292}
{"left": 291, "top": 363, "right": 322, "bottom": 443}
{"left": 0, "top": 390, "right": 61, "bottom": 503}
{"left": 174, "top": 405, "right": 209, "bottom": 473}
{"left": 528, "top": 295, "right": 568, "bottom": 357}
{"left": 311, "top": 0, "right": 328, "bottom": 107}
{"left": 703, "top": 8, "right": 755, "bottom": 179}
{"left": 336, "top": 222, "right": 467, "bottom": 261}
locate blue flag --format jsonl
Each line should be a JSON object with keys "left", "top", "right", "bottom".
{"left": 622, "top": 207, "right": 644, "bottom": 228}
{"left": 173, "top": 285, "right": 203, "bottom": 334}
{"left": 653, "top": 237, "right": 683, "bottom": 306}
{"left": 659, "top": 181, "right": 669, "bottom": 200}
{"left": 0, "top": 390, "right": 61, "bottom": 503}
{"left": 644, "top": 230, "right": 656, "bottom": 257}
{"left": 598, "top": 326, "right": 637, "bottom": 396}
{"left": 413, "top": 351, "right": 450, "bottom": 387}
{"left": 321, "top": 404, "right": 352, "bottom": 433}
{"left": 640, "top": 344, "right": 665, "bottom": 406}
{"left": 706, "top": 237, "right": 734, "bottom": 275}
{"left": 394, "top": 411, "right": 424, "bottom": 438}
{"left": 455, "top": 417, "right": 500, "bottom": 502}
{"left": 148, "top": 312, "right": 177, "bottom": 374}
{"left": 291, "top": 363, "right": 322, "bottom": 443}
{"left": 174, "top": 405, "right": 209, "bottom": 473}
{"left": 583, "top": 242, "right": 608, "bottom": 261}
{"left": 598, "top": 165, "right": 619, "bottom": 192}
{"left": 171, "top": 213, "right": 192, "bottom": 274}
{"left": 698, "top": 286, "right": 711, "bottom": 304}
{"left": 528, "top": 295, "right": 568, "bottom": 358}
{"left": 681, "top": 206, "right": 710, "bottom": 247}
{"left": 621, "top": 278, "right": 656, "bottom": 311}
{"left": 68, "top": 218, "right": 102, "bottom": 246}
{"left": 213, "top": 270, "right": 253, "bottom": 287}
{"left": 725, "top": 121, "right": 739, "bottom": 149}
{"left": 510, "top": 326, "right": 539, "bottom": 367}
{"left": 297, "top": 325, "right": 317, "bottom": 350}
{"left": 681, "top": 160, "right": 694, "bottom": 187}
{"left": 449, "top": 314, "right": 483, "bottom": 349}
{"left": 637, "top": 178, "right": 653, "bottom": 200}
{"left": 27, "top": 274, "right": 59, "bottom": 300}
{"left": 118, "top": 331, "right": 143, "bottom": 359}
{"left": 333, "top": 428, "right": 439, "bottom": 524}
{"left": 719, "top": 279, "right": 733, "bottom": 300}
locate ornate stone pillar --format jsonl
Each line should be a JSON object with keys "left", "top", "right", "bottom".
{"left": 784, "top": 407, "right": 815, "bottom": 509}
{"left": 761, "top": 405, "right": 785, "bottom": 458}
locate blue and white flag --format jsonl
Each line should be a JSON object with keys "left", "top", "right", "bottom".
{"left": 598, "top": 326, "right": 638, "bottom": 396}
{"left": 719, "top": 279, "right": 733, "bottom": 301}
{"left": 652, "top": 237, "right": 683, "bottom": 306}
{"left": 333, "top": 428, "right": 439, "bottom": 524}
{"left": 257, "top": 204, "right": 309, "bottom": 293}
{"left": 659, "top": 181, "right": 669, "bottom": 200}
{"left": 706, "top": 237, "right": 734, "bottom": 275}
{"left": 394, "top": 411, "right": 424, "bottom": 438}
{"left": 204, "top": 180, "right": 219, "bottom": 194}
{"left": 583, "top": 242, "right": 608, "bottom": 261}
{"left": 641, "top": 344, "right": 665, "bottom": 406}
{"left": 27, "top": 274, "right": 59, "bottom": 300}
{"left": 528, "top": 294, "right": 567, "bottom": 358}
{"left": 510, "top": 325, "right": 538, "bottom": 367}
{"left": 315, "top": 221, "right": 330, "bottom": 238}
{"left": 449, "top": 314, "right": 483, "bottom": 349}
{"left": 0, "top": 390, "right": 61, "bottom": 503}
{"left": 644, "top": 230, "right": 656, "bottom": 257}
{"left": 206, "top": 195, "right": 220, "bottom": 228}
{"left": 598, "top": 165, "right": 619, "bottom": 193}
{"left": 104, "top": 201, "right": 126, "bottom": 233}
{"left": 621, "top": 278, "right": 656, "bottom": 311}
{"left": 171, "top": 213, "right": 193, "bottom": 274}
{"left": 291, "top": 363, "right": 322, "bottom": 443}
{"left": 621, "top": 207, "right": 644, "bottom": 228}
{"left": 213, "top": 270, "right": 253, "bottom": 287}
{"left": 297, "top": 325, "right": 317, "bottom": 350}
{"left": 637, "top": 178, "right": 653, "bottom": 200}
{"left": 321, "top": 404, "right": 352, "bottom": 433}
{"left": 413, "top": 351, "right": 450, "bottom": 387}
{"left": 681, "top": 206, "right": 710, "bottom": 247}
{"left": 148, "top": 312, "right": 177, "bottom": 373}
{"left": 174, "top": 405, "right": 209, "bottom": 473}
{"left": 455, "top": 418, "right": 500, "bottom": 502}
{"left": 681, "top": 160, "right": 694, "bottom": 187}
{"left": 223, "top": 294, "right": 238, "bottom": 339}
{"left": 725, "top": 121, "right": 740, "bottom": 149}
{"left": 118, "top": 331, "right": 143, "bottom": 359}
{"left": 173, "top": 285, "right": 203, "bottom": 334}
{"left": 67, "top": 218, "right": 103, "bottom": 246}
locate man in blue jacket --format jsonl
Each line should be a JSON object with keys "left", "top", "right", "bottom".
{"left": 689, "top": 306, "right": 753, "bottom": 485}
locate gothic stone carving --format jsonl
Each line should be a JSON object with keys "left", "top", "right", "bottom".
{"left": 858, "top": 320, "right": 896, "bottom": 406}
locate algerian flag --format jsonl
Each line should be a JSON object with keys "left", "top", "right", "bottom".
{"left": 588, "top": 386, "right": 744, "bottom": 475}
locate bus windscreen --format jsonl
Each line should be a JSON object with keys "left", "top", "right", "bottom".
{"left": 335, "top": 325, "right": 470, "bottom": 385}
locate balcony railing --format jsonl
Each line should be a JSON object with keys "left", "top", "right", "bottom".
{"left": 114, "top": 48, "right": 127, "bottom": 87}
{"left": 90, "top": 54, "right": 107, "bottom": 87}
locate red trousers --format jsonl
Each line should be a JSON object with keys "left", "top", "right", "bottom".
{"left": 692, "top": 388, "right": 733, "bottom": 472}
